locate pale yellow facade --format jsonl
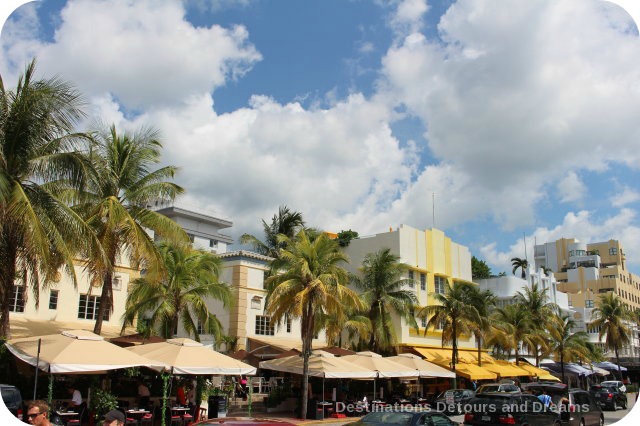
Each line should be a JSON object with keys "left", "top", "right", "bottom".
{"left": 343, "top": 225, "right": 475, "bottom": 352}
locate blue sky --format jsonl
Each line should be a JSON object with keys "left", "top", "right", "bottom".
{"left": 2, "top": 0, "right": 640, "bottom": 277}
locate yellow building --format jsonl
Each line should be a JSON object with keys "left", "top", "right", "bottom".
{"left": 343, "top": 225, "right": 475, "bottom": 351}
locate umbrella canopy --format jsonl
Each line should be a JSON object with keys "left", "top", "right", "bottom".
{"left": 6, "top": 330, "right": 161, "bottom": 373}
{"left": 541, "top": 362, "right": 595, "bottom": 376}
{"left": 387, "top": 354, "right": 455, "bottom": 378}
{"left": 341, "top": 352, "right": 419, "bottom": 378}
{"left": 126, "top": 338, "right": 256, "bottom": 375}
{"left": 259, "top": 350, "right": 377, "bottom": 379}
{"left": 593, "top": 361, "right": 627, "bottom": 372}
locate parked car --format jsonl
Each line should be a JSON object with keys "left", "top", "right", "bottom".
{"left": 194, "top": 418, "right": 297, "bottom": 426}
{"left": 432, "top": 389, "right": 475, "bottom": 414}
{"left": 0, "top": 384, "right": 23, "bottom": 421}
{"left": 463, "top": 393, "right": 560, "bottom": 426}
{"left": 588, "top": 384, "right": 627, "bottom": 410}
{"left": 521, "top": 382, "right": 604, "bottom": 426}
{"left": 348, "top": 410, "right": 459, "bottom": 426}
{"left": 599, "top": 380, "right": 626, "bottom": 393}
{"left": 475, "top": 382, "right": 521, "bottom": 394}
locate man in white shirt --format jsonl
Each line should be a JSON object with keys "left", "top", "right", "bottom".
{"left": 68, "top": 386, "right": 83, "bottom": 409}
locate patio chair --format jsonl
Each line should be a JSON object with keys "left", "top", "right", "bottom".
{"left": 139, "top": 412, "right": 153, "bottom": 426}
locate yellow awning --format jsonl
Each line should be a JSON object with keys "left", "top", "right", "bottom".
{"left": 482, "top": 360, "right": 532, "bottom": 377}
{"left": 455, "top": 362, "right": 498, "bottom": 381}
{"left": 516, "top": 364, "right": 561, "bottom": 382}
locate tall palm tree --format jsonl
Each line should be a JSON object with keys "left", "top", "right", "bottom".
{"left": 589, "top": 293, "right": 631, "bottom": 381}
{"left": 265, "top": 229, "right": 362, "bottom": 420}
{"left": 418, "top": 281, "right": 479, "bottom": 387}
{"left": 511, "top": 257, "right": 528, "bottom": 279}
{"left": 466, "top": 286, "right": 496, "bottom": 366}
{"left": 489, "top": 303, "right": 532, "bottom": 366}
{"left": 0, "top": 59, "right": 96, "bottom": 337}
{"left": 240, "top": 205, "right": 305, "bottom": 257}
{"left": 547, "top": 312, "right": 589, "bottom": 384}
{"left": 76, "top": 124, "right": 186, "bottom": 334}
{"left": 351, "top": 248, "right": 418, "bottom": 354}
{"left": 122, "top": 241, "right": 231, "bottom": 341}
{"left": 514, "top": 283, "right": 557, "bottom": 366}
{"left": 316, "top": 307, "right": 371, "bottom": 349}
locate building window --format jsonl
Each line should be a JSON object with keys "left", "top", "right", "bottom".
{"left": 9, "top": 286, "right": 25, "bottom": 312}
{"left": 49, "top": 290, "right": 59, "bottom": 310}
{"left": 420, "top": 274, "right": 426, "bottom": 291}
{"left": 197, "top": 320, "right": 204, "bottom": 334}
{"left": 78, "top": 294, "right": 109, "bottom": 321}
{"left": 408, "top": 271, "right": 414, "bottom": 288}
{"left": 251, "top": 296, "right": 262, "bottom": 310}
{"left": 609, "top": 247, "right": 618, "bottom": 255}
{"left": 210, "top": 239, "right": 218, "bottom": 248}
{"left": 435, "top": 276, "right": 447, "bottom": 294}
{"left": 255, "top": 315, "right": 275, "bottom": 336}
{"left": 435, "top": 319, "right": 445, "bottom": 330}
{"left": 585, "top": 299, "right": 594, "bottom": 308}
{"left": 112, "top": 276, "right": 122, "bottom": 291}
{"left": 286, "top": 317, "right": 292, "bottom": 333}
{"left": 187, "top": 233, "right": 195, "bottom": 243}
{"left": 421, "top": 317, "right": 427, "bottom": 328}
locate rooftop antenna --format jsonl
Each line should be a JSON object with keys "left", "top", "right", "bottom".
{"left": 523, "top": 232, "right": 528, "bottom": 262}
{"left": 432, "top": 192, "right": 436, "bottom": 229}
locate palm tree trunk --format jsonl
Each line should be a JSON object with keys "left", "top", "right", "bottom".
{"left": 451, "top": 320, "right": 458, "bottom": 389}
{"left": 560, "top": 351, "right": 566, "bottom": 385}
{"left": 476, "top": 335, "right": 482, "bottom": 367}
{"left": 0, "top": 232, "right": 18, "bottom": 338}
{"left": 93, "top": 271, "right": 113, "bottom": 335}
{"left": 515, "top": 347, "right": 519, "bottom": 366}
{"left": 300, "top": 305, "right": 314, "bottom": 420}
{"left": 614, "top": 346, "right": 623, "bottom": 381}
{"left": 535, "top": 345, "right": 540, "bottom": 367}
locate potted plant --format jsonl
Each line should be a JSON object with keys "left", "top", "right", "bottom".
{"left": 89, "top": 388, "right": 118, "bottom": 424}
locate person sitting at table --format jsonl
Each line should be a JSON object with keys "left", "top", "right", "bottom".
{"left": 138, "top": 380, "right": 151, "bottom": 407}
{"left": 103, "top": 409, "right": 125, "bottom": 426}
{"left": 176, "top": 381, "right": 187, "bottom": 406}
{"left": 27, "top": 400, "right": 53, "bottom": 426}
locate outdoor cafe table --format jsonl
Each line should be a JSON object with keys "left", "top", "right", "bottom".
{"left": 316, "top": 401, "right": 333, "bottom": 417}
{"left": 126, "top": 408, "right": 150, "bottom": 422}
{"left": 55, "top": 410, "right": 79, "bottom": 425}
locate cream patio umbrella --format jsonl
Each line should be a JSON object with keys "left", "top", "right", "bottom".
{"left": 6, "top": 330, "right": 164, "bottom": 403}
{"left": 341, "top": 351, "right": 419, "bottom": 400}
{"left": 258, "top": 350, "right": 377, "bottom": 379}
{"left": 6, "top": 330, "right": 163, "bottom": 373}
{"left": 126, "top": 338, "right": 256, "bottom": 375}
{"left": 387, "top": 353, "right": 456, "bottom": 378}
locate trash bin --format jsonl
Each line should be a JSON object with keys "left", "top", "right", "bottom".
{"left": 208, "top": 396, "right": 227, "bottom": 419}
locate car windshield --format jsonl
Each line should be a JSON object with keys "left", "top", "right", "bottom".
{"left": 601, "top": 382, "right": 619, "bottom": 387}
{"left": 446, "top": 390, "right": 466, "bottom": 398}
{"left": 1, "top": 389, "right": 14, "bottom": 402}
{"left": 362, "top": 412, "right": 414, "bottom": 425}
{"left": 478, "top": 386, "right": 500, "bottom": 392}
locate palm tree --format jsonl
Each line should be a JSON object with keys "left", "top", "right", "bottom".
{"left": 265, "top": 229, "right": 362, "bottom": 419}
{"left": 77, "top": 124, "right": 186, "bottom": 334}
{"left": 511, "top": 257, "right": 528, "bottom": 279}
{"left": 466, "top": 286, "right": 496, "bottom": 366}
{"left": 514, "top": 283, "right": 557, "bottom": 366}
{"left": 351, "top": 248, "right": 418, "bottom": 354}
{"left": 122, "top": 241, "right": 231, "bottom": 341}
{"left": 316, "top": 307, "right": 371, "bottom": 349}
{"left": 589, "top": 293, "right": 631, "bottom": 381}
{"left": 240, "top": 205, "right": 305, "bottom": 257}
{"left": 489, "top": 303, "right": 532, "bottom": 366}
{"left": 418, "top": 281, "right": 479, "bottom": 387}
{"left": 547, "top": 312, "right": 589, "bottom": 384}
{"left": 0, "top": 59, "right": 96, "bottom": 337}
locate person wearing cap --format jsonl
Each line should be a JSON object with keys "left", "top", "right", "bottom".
{"left": 103, "top": 409, "right": 125, "bottom": 426}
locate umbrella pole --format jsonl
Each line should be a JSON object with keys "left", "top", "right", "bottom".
{"left": 373, "top": 377, "right": 376, "bottom": 401}
{"left": 248, "top": 377, "right": 252, "bottom": 417}
{"left": 322, "top": 378, "right": 325, "bottom": 420}
{"left": 33, "top": 338, "right": 41, "bottom": 400}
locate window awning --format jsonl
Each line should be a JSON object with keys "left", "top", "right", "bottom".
{"left": 454, "top": 362, "right": 498, "bottom": 381}
{"left": 481, "top": 360, "right": 532, "bottom": 377}
{"left": 411, "top": 347, "right": 497, "bottom": 381}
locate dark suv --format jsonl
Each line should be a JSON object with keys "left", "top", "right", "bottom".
{"left": 521, "top": 382, "right": 604, "bottom": 426}
{"left": 463, "top": 392, "right": 560, "bottom": 426}
{"left": 588, "top": 384, "right": 627, "bottom": 410}
{"left": 0, "top": 384, "right": 24, "bottom": 420}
